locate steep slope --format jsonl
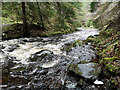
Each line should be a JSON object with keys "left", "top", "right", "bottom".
{"left": 92, "top": 2, "right": 120, "bottom": 88}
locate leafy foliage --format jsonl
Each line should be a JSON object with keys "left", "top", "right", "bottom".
{"left": 2, "top": 2, "right": 82, "bottom": 32}
{"left": 90, "top": 2, "right": 98, "bottom": 12}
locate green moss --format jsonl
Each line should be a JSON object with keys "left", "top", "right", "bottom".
{"left": 39, "top": 29, "right": 75, "bottom": 37}
{"left": 83, "top": 35, "right": 95, "bottom": 44}
{"left": 104, "top": 57, "right": 117, "bottom": 62}
{"left": 61, "top": 40, "right": 83, "bottom": 53}
{"left": 92, "top": 2, "right": 120, "bottom": 87}
{"left": 67, "top": 64, "right": 82, "bottom": 75}
{"left": 72, "top": 39, "right": 82, "bottom": 47}
{"left": 87, "top": 38, "right": 95, "bottom": 42}
{"left": 48, "top": 31, "right": 63, "bottom": 36}
{"left": 106, "top": 77, "right": 120, "bottom": 88}
{"left": 78, "top": 60, "right": 88, "bottom": 64}
{"left": 100, "top": 57, "right": 120, "bottom": 74}
{"left": 79, "top": 78, "right": 86, "bottom": 86}
{"left": 61, "top": 43, "right": 72, "bottom": 52}
{"left": 106, "top": 64, "right": 120, "bottom": 74}
{"left": 2, "top": 17, "right": 15, "bottom": 24}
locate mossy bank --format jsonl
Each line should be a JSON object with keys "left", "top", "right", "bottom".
{"left": 2, "top": 24, "right": 77, "bottom": 40}
{"left": 90, "top": 2, "right": 120, "bottom": 88}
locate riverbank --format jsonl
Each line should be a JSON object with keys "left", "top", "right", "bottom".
{"left": 90, "top": 2, "right": 120, "bottom": 88}
{"left": 2, "top": 23, "right": 78, "bottom": 40}
{"left": 92, "top": 30, "right": 120, "bottom": 88}
{"left": 67, "top": 30, "right": 120, "bottom": 89}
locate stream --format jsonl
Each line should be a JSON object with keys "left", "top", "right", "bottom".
{"left": 0, "top": 28, "right": 108, "bottom": 90}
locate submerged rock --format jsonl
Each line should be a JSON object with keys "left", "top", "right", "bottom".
{"left": 29, "top": 49, "right": 53, "bottom": 61}
{"left": 42, "top": 60, "right": 59, "bottom": 68}
{"left": 67, "top": 63, "right": 101, "bottom": 80}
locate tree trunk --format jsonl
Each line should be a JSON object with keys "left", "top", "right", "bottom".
{"left": 56, "top": 2, "right": 64, "bottom": 24}
{"left": 36, "top": 2, "right": 44, "bottom": 30}
{"left": 22, "top": 2, "right": 29, "bottom": 37}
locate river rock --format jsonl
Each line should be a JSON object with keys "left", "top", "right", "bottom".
{"left": 79, "top": 78, "right": 86, "bottom": 86}
{"left": 7, "top": 44, "right": 19, "bottom": 52}
{"left": 10, "top": 64, "right": 26, "bottom": 72}
{"left": 67, "top": 63, "right": 101, "bottom": 80}
{"left": 29, "top": 49, "right": 53, "bottom": 61}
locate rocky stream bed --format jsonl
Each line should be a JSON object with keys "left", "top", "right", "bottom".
{"left": 0, "top": 28, "right": 117, "bottom": 90}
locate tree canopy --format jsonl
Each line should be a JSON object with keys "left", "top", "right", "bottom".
{"left": 2, "top": 2, "right": 82, "bottom": 36}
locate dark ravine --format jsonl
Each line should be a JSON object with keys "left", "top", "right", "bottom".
{"left": 0, "top": 28, "right": 118, "bottom": 90}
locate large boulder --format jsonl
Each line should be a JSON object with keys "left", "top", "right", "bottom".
{"left": 67, "top": 63, "right": 101, "bottom": 80}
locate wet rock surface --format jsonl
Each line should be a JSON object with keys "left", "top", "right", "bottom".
{"left": 68, "top": 63, "right": 101, "bottom": 80}
{"left": 0, "top": 28, "right": 108, "bottom": 89}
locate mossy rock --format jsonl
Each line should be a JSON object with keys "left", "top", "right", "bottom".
{"left": 67, "top": 63, "right": 101, "bottom": 79}
{"left": 83, "top": 36, "right": 95, "bottom": 44}
{"left": 61, "top": 43, "right": 73, "bottom": 52}
{"left": 78, "top": 60, "right": 88, "bottom": 64}
{"left": 72, "top": 39, "right": 82, "bottom": 47}
{"left": 61, "top": 40, "right": 83, "bottom": 53}
{"left": 79, "top": 78, "right": 86, "bottom": 86}
{"left": 88, "top": 36, "right": 94, "bottom": 38}
{"left": 67, "top": 64, "right": 82, "bottom": 75}
{"left": 86, "top": 38, "right": 95, "bottom": 42}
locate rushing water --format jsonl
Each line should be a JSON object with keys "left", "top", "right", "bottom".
{"left": 0, "top": 28, "right": 103, "bottom": 90}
